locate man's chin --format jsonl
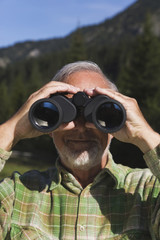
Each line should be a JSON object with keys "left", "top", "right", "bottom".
{"left": 60, "top": 147, "right": 100, "bottom": 171}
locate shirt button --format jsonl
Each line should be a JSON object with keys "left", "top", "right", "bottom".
{"left": 64, "top": 174, "right": 68, "bottom": 179}
{"left": 80, "top": 225, "right": 85, "bottom": 231}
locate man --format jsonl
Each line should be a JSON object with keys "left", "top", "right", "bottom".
{"left": 0, "top": 61, "right": 159, "bottom": 239}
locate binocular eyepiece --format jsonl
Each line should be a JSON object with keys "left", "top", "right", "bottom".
{"left": 29, "top": 91, "right": 126, "bottom": 133}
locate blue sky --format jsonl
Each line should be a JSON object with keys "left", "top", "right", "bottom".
{"left": 0, "top": 0, "right": 136, "bottom": 48}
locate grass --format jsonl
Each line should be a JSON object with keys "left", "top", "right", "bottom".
{"left": 0, "top": 156, "right": 53, "bottom": 180}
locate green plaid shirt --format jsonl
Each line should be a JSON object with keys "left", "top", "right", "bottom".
{"left": 0, "top": 145, "right": 160, "bottom": 240}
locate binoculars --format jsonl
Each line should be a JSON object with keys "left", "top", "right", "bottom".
{"left": 29, "top": 91, "right": 126, "bottom": 133}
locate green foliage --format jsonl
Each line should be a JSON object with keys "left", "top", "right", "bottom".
{"left": 0, "top": 82, "right": 11, "bottom": 122}
{"left": 68, "top": 28, "right": 87, "bottom": 62}
{"left": 25, "top": 60, "right": 43, "bottom": 93}
{"left": 10, "top": 71, "right": 27, "bottom": 113}
{"left": 117, "top": 14, "right": 160, "bottom": 131}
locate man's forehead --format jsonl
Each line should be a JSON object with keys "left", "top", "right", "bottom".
{"left": 64, "top": 71, "right": 109, "bottom": 90}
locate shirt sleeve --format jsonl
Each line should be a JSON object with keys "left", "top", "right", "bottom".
{"left": 0, "top": 148, "right": 14, "bottom": 239}
{"left": 143, "top": 144, "right": 160, "bottom": 239}
{"left": 0, "top": 177, "right": 15, "bottom": 239}
{"left": 0, "top": 148, "right": 12, "bottom": 172}
{"left": 144, "top": 144, "right": 160, "bottom": 179}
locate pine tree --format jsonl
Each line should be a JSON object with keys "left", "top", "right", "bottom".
{"left": 0, "top": 82, "right": 11, "bottom": 122}
{"left": 68, "top": 28, "right": 87, "bottom": 62}
{"left": 117, "top": 14, "right": 160, "bottom": 130}
{"left": 10, "top": 72, "right": 27, "bottom": 113}
{"left": 27, "top": 60, "right": 43, "bottom": 94}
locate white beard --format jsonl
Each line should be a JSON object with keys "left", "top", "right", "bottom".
{"left": 53, "top": 128, "right": 111, "bottom": 171}
{"left": 56, "top": 142, "right": 109, "bottom": 171}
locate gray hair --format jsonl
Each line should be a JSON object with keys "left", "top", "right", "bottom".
{"left": 52, "top": 61, "right": 118, "bottom": 91}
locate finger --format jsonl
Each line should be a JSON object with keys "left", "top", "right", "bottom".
{"left": 28, "top": 82, "right": 80, "bottom": 104}
{"left": 37, "top": 84, "right": 79, "bottom": 98}
{"left": 92, "top": 87, "right": 134, "bottom": 106}
{"left": 84, "top": 87, "right": 118, "bottom": 98}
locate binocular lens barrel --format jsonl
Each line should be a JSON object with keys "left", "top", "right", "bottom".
{"left": 96, "top": 102, "right": 124, "bottom": 130}
{"left": 30, "top": 101, "right": 60, "bottom": 130}
{"left": 29, "top": 92, "right": 126, "bottom": 133}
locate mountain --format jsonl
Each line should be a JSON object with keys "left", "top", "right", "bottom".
{"left": 0, "top": 0, "right": 160, "bottom": 67}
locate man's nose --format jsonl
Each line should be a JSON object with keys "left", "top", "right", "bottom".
{"left": 73, "top": 109, "right": 97, "bottom": 131}
{"left": 74, "top": 114, "right": 86, "bottom": 128}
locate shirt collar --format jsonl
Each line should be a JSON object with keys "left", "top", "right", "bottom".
{"left": 49, "top": 151, "right": 130, "bottom": 191}
{"left": 102, "top": 151, "right": 130, "bottom": 189}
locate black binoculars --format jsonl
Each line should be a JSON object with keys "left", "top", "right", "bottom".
{"left": 29, "top": 91, "right": 126, "bottom": 133}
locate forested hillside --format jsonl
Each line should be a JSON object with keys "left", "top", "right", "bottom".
{"left": 0, "top": 0, "right": 160, "bottom": 167}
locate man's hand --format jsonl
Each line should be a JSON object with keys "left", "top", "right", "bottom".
{"left": 0, "top": 81, "right": 79, "bottom": 151}
{"left": 85, "top": 87, "right": 160, "bottom": 153}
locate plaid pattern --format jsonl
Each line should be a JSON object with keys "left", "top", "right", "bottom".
{"left": 0, "top": 145, "right": 160, "bottom": 240}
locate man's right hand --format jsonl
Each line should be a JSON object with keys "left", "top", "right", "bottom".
{"left": 0, "top": 81, "right": 79, "bottom": 151}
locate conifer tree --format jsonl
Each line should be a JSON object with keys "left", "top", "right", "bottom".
{"left": 10, "top": 72, "right": 27, "bottom": 113}
{"left": 27, "top": 60, "right": 43, "bottom": 94}
{"left": 0, "top": 82, "right": 11, "bottom": 122}
{"left": 68, "top": 28, "right": 87, "bottom": 62}
{"left": 118, "top": 14, "right": 160, "bottom": 130}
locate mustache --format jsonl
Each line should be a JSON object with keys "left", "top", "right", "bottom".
{"left": 64, "top": 129, "right": 100, "bottom": 140}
